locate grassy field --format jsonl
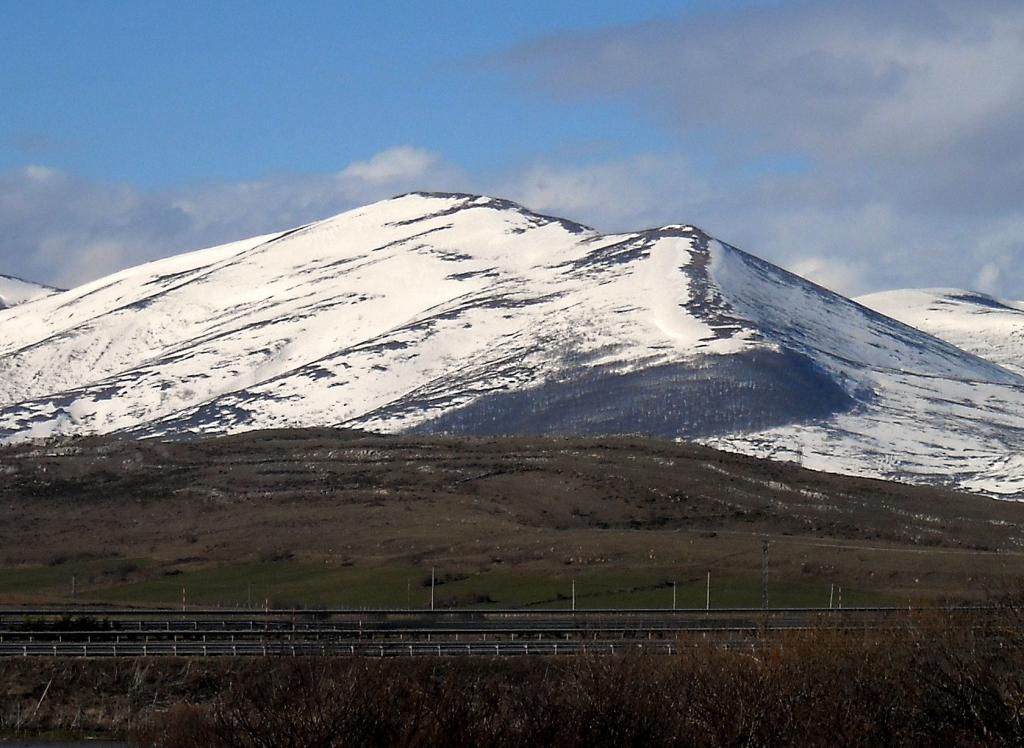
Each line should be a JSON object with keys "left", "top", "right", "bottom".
{"left": 1, "top": 429, "right": 1022, "bottom": 609}
{"left": 0, "top": 542, "right": 1003, "bottom": 610}
{"left": 34, "top": 560, "right": 886, "bottom": 609}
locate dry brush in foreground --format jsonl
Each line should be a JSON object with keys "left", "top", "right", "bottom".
{"left": 130, "top": 611, "right": 1024, "bottom": 747}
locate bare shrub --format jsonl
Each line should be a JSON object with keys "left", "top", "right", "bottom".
{"left": 130, "top": 612, "right": 1024, "bottom": 747}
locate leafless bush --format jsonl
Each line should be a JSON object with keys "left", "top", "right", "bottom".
{"left": 124, "top": 611, "right": 1024, "bottom": 747}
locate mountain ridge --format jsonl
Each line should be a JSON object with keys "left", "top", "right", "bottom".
{"left": 2, "top": 192, "right": 1022, "bottom": 498}
{"left": 858, "top": 287, "right": 1024, "bottom": 377}
{"left": 0, "top": 273, "right": 63, "bottom": 309}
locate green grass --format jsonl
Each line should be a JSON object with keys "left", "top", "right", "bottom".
{"left": 428, "top": 568, "right": 885, "bottom": 609}
{"left": 39, "top": 560, "right": 894, "bottom": 609}
{"left": 86, "top": 561, "right": 450, "bottom": 609}
{"left": 0, "top": 558, "right": 151, "bottom": 598}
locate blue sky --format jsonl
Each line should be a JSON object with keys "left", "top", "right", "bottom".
{"left": 1, "top": 1, "right": 718, "bottom": 184}
{"left": 2, "top": 0, "right": 1022, "bottom": 297}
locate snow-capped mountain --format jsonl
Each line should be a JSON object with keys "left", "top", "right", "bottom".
{"left": 858, "top": 289, "right": 1024, "bottom": 377}
{"left": 0, "top": 274, "right": 60, "bottom": 309}
{"left": 2, "top": 193, "right": 1023, "bottom": 498}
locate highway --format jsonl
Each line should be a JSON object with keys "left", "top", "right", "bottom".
{"left": 0, "top": 605, "right": 1002, "bottom": 658}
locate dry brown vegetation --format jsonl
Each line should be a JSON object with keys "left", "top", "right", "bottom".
{"left": 4, "top": 608, "right": 1023, "bottom": 746}
{"left": 123, "top": 609, "right": 1022, "bottom": 746}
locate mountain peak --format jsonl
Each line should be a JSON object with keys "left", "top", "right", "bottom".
{"left": 1, "top": 198, "right": 1023, "bottom": 499}
{"left": 385, "top": 191, "right": 596, "bottom": 236}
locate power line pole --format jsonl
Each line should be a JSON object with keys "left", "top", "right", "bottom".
{"left": 430, "top": 567, "right": 435, "bottom": 611}
{"left": 672, "top": 581, "right": 677, "bottom": 611}
{"left": 572, "top": 579, "right": 576, "bottom": 612}
{"left": 761, "top": 540, "right": 769, "bottom": 611}
{"left": 706, "top": 570, "right": 711, "bottom": 611}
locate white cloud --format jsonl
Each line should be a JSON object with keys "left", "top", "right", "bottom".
{"left": 339, "top": 146, "right": 442, "bottom": 184}
{"left": 0, "top": 148, "right": 463, "bottom": 288}
{"left": 498, "top": 152, "right": 711, "bottom": 231}
{"left": 23, "top": 165, "right": 58, "bottom": 183}
{"left": 976, "top": 263, "right": 1001, "bottom": 293}
{"left": 787, "top": 257, "right": 865, "bottom": 297}
{"left": 490, "top": 0, "right": 1024, "bottom": 298}
{"left": 2, "top": 140, "right": 1022, "bottom": 300}
{"left": 504, "top": 1, "right": 1024, "bottom": 190}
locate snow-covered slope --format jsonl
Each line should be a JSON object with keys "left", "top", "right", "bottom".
{"left": 1, "top": 193, "right": 1023, "bottom": 498}
{"left": 858, "top": 289, "right": 1024, "bottom": 376}
{"left": 0, "top": 274, "right": 60, "bottom": 308}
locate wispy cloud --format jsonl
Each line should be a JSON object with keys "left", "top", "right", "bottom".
{"left": 0, "top": 148, "right": 464, "bottom": 288}
{"left": 491, "top": 0, "right": 1024, "bottom": 298}
{"left": 339, "top": 146, "right": 444, "bottom": 184}
{"left": 3, "top": 139, "right": 1022, "bottom": 301}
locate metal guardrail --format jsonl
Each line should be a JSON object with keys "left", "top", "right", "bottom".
{"left": 0, "top": 605, "right": 972, "bottom": 617}
{"left": 3, "top": 640, "right": 703, "bottom": 658}
{"left": 0, "top": 605, "right": 1007, "bottom": 658}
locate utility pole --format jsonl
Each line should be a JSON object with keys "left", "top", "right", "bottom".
{"left": 761, "top": 540, "right": 769, "bottom": 611}
{"left": 572, "top": 580, "right": 576, "bottom": 612}
{"left": 430, "top": 567, "right": 435, "bottom": 612}
{"left": 71, "top": 575, "right": 76, "bottom": 600}
{"left": 829, "top": 583, "right": 835, "bottom": 610}
{"left": 672, "top": 581, "right": 677, "bottom": 611}
{"left": 706, "top": 570, "right": 711, "bottom": 611}
{"left": 181, "top": 586, "right": 186, "bottom": 612}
